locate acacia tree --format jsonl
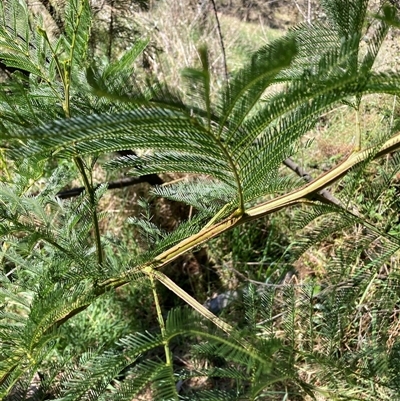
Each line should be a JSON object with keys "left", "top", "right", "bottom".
{"left": 1, "top": 0, "right": 400, "bottom": 399}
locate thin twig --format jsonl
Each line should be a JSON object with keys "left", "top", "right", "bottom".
{"left": 56, "top": 150, "right": 164, "bottom": 199}
{"left": 292, "top": 0, "right": 308, "bottom": 22}
{"left": 108, "top": 0, "right": 114, "bottom": 60}
{"left": 209, "top": 0, "right": 229, "bottom": 81}
{"left": 390, "top": 95, "right": 397, "bottom": 131}
{"left": 283, "top": 157, "right": 342, "bottom": 206}
{"left": 56, "top": 175, "right": 164, "bottom": 199}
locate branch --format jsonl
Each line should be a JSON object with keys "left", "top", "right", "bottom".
{"left": 105, "top": 132, "right": 400, "bottom": 287}
{"left": 51, "top": 133, "right": 400, "bottom": 333}
{"left": 283, "top": 157, "right": 342, "bottom": 206}
{"left": 56, "top": 174, "right": 164, "bottom": 199}
{"left": 56, "top": 156, "right": 337, "bottom": 205}
{"left": 56, "top": 150, "right": 164, "bottom": 199}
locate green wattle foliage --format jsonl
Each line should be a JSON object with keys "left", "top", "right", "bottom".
{"left": 1, "top": 0, "right": 400, "bottom": 399}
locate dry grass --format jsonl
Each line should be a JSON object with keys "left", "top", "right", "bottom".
{"left": 132, "top": 0, "right": 280, "bottom": 94}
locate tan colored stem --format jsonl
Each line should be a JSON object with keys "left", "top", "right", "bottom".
{"left": 148, "top": 274, "right": 173, "bottom": 366}
{"left": 54, "top": 132, "right": 400, "bottom": 330}
{"left": 145, "top": 266, "right": 234, "bottom": 335}
{"left": 104, "top": 131, "right": 400, "bottom": 289}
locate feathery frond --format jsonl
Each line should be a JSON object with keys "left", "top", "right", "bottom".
{"left": 1, "top": 0, "right": 400, "bottom": 399}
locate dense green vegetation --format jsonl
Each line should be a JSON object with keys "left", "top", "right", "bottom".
{"left": 1, "top": 0, "right": 400, "bottom": 399}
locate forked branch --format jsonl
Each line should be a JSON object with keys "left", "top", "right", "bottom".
{"left": 51, "top": 132, "right": 400, "bottom": 335}
{"left": 133, "top": 131, "right": 400, "bottom": 278}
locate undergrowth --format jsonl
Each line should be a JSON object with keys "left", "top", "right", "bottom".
{"left": 0, "top": 0, "right": 400, "bottom": 400}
